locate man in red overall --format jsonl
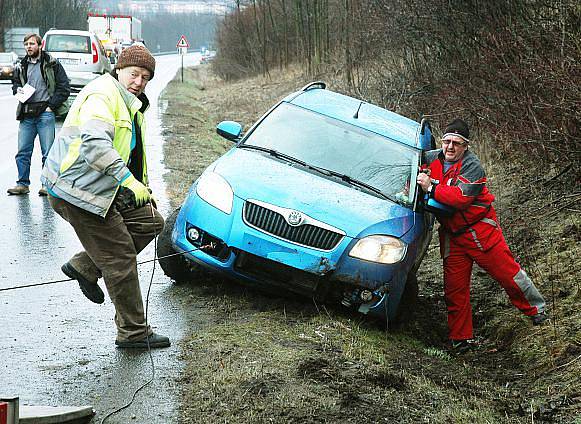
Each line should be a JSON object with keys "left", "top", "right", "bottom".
{"left": 417, "top": 118, "right": 547, "bottom": 351}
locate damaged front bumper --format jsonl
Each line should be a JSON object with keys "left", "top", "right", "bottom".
{"left": 173, "top": 194, "right": 413, "bottom": 320}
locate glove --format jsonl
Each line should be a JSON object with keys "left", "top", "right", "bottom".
{"left": 120, "top": 174, "right": 151, "bottom": 207}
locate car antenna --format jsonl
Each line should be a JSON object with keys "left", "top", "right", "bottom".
{"left": 353, "top": 101, "right": 364, "bottom": 119}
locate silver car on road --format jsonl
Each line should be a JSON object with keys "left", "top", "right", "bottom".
{"left": 42, "top": 29, "right": 111, "bottom": 115}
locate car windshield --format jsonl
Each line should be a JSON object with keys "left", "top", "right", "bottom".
{"left": 242, "top": 103, "right": 420, "bottom": 206}
{"left": 45, "top": 35, "right": 91, "bottom": 53}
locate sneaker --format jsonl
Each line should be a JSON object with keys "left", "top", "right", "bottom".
{"left": 61, "top": 262, "right": 105, "bottom": 304}
{"left": 38, "top": 187, "right": 48, "bottom": 196}
{"left": 115, "top": 333, "right": 171, "bottom": 349}
{"left": 7, "top": 185, "right": 30, "bottom": 195}
{"left": 531, "top": 311, "right": 549, "bottom": 326}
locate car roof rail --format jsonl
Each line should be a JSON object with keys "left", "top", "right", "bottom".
{"left": 301, "top": 81, "right": 326, "bottom": 91}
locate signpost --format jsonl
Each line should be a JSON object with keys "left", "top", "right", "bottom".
{"left": 176, "top": 35, "right": 189, "bottom": 82}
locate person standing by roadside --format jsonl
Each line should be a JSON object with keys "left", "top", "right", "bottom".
{"left": 41, "top": 45, "right": 170, "bottom": 349}
{"left": 9, "top": 33, "right": 69, "bottom": 196}
{"left": 417, "top": 118, "right": 548, "bottom": 352}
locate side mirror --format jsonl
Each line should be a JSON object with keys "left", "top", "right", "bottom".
{"left": 216, "top": 120, "right": 242, "bottom": 142}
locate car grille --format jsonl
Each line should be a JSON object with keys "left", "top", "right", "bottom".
{"left": 243, "top": 201, "right": 344, "bottom": 251}
{"left": 234, "top": 251, "right": 322, "bottom": 294}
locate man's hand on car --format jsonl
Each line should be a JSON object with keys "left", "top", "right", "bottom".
{"left": 416, "top": 171, "right": 432, "bottom": 193}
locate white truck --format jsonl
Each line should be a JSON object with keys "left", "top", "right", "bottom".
{"left": 87, "top": 13, "right": 142, "bottom": 50}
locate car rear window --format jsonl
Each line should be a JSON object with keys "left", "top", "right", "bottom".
{"left": 45, "top": 35, "right": 91, "bottom": 53}
{"left": 0, "top": 53, "right": 14, "bottom": 62}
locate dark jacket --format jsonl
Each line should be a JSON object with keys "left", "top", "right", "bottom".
{"left": 12, "top": 50, "right": 70, "bottom": 113}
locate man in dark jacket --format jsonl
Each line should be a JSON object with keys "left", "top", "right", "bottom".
{"left": 417, "top": 118, "right": 547, "bottom": 352}
{"left": 9, "top": 33, "right": 69, "bottom": 196}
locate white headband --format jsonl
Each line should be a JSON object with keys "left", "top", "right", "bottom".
{"left": 442, "top": 132, "right": 470, "bottom": 144}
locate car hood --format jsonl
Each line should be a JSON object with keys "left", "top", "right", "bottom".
{"left": 211, "top": 148, "right": 414, "bottom": 238}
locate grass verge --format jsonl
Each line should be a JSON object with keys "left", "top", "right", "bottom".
{"left": 160, "top": 64, "right": 580, "bottom": 423}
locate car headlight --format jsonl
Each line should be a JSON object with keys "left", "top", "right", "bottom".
{"left": 196, "top": 171, "right": 233, "bottom": 214}
{"left": 349, "top": 235, "right": 407, "bottom": 264}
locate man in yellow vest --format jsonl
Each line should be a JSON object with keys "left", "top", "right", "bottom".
{"left": 42, "top": 45, "right": 169, "bottom": 349}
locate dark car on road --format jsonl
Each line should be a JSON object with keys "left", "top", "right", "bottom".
{"left": 158, "top": 82, "right": 447, "bottom": 325}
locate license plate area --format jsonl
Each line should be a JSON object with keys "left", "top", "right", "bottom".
{"left": 58, "top": 58, "right": 80, "bottom": 65}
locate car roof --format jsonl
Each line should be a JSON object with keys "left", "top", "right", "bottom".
{"left": 44, "top": 29, "right": 95, "bottom": 37}
{"left": 283, "top": 87, "right": 420, "bottom": 148}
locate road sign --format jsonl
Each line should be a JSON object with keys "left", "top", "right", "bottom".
{"left": 178, "top": 46, "right": 187, "bottom": 55}
{"left": 176, "top": 35, "right": 189, "bottom": 48}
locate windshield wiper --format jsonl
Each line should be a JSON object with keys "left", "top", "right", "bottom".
{"left": 238, "top": 144, "right": 308, "bottom": 167}
{"left": 239, "top": 145, "right": 394, "bottom": 202}
{"left": 306, "top": 164, "right": 390, "bottom": 200}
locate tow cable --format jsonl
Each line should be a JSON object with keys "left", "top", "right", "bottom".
{"left": 0, "top": 247, "right": 207, "bottom": 292}
{"left": 1, "top": 202, "right": 212, "bottom": 423}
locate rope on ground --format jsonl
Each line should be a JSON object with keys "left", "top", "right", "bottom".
{"left": 99, "top": 202, "right": 159, "bottom": 424}
{"left": 551, "top": 354, "right": 581, "bottom": 372}
{"left": 0, "top": 248, "right": 199, "bottom": 292}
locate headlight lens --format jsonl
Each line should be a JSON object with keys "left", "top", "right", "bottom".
{"left": 196, "top": 171, "right": 233, "bottom": 214}
{"left": 349, "top": 235, "right": 407, "bottom": 264}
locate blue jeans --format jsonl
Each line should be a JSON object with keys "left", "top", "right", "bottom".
{"left": 15, "top": 111, "right": 55, "bottom": 186}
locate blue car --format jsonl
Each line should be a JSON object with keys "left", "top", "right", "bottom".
{"left": 158, "top": 82, "right": 442, "bottom": 324}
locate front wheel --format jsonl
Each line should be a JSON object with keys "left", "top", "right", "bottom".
{"left": 392, "top": 272, "right": 419, "bottom": 326}
{"left": 157, "top": 207, "right": 203, "bottom": 283}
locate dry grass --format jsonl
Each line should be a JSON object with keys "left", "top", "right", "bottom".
{"left": 161, "top": 64, "right": 581, "bottom": 423}
{"left": 177, "top": 291, "right": 511, "bottom": 423}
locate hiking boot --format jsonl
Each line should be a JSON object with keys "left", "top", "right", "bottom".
{"left": 531, "top": 311, "right": 549, "bottom": 326}
{"left": 61, "top": 261, "right": 105, "bottom": 304}
{"left": 446, "top": 339, "right": 474, "bottom": 354}
{"left": 115, "top": 333, "right": 171, "bottom": 349}
{"left": 38, "top": 186, "right": 48, "bottom": 196}
{"left": 7, "top": 185, "right": 30, "bottom": 195}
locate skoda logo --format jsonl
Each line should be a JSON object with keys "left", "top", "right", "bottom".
{"left": 287, "top": 210, "right": 303, "bottom": 226}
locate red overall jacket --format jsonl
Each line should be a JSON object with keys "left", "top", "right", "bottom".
{"left": 423, "top": 149, "right": 502, "bottom": 253}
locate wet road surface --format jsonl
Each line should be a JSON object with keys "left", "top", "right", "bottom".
{"left": 1, "top": 53, "right": 203, "bottom": 423}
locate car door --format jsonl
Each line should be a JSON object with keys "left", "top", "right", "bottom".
{"left": 411, "top": 120, "right": 437, "bottom": 270}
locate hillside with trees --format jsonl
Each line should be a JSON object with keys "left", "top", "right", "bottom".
{"left": 213, "top": 0, "right": 579, "bottom": 167}
{"left": 0, "top": 0, "right": 93, "bottom": 47}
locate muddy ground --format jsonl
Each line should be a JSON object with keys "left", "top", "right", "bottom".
{"left": 159, "top": 65, "right": 580, "bottom": 423}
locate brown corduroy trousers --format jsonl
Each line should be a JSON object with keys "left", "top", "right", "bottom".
{"left": 49, "top": 195, "right": 165, "bottom": 342}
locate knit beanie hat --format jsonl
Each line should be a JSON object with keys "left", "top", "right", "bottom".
{"left": 443, "top": 118, "right": 470, "bottom": 143}
{"left": 115, "top": 45, "right": 155, "bottom": 78}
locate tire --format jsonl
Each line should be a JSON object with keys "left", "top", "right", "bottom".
{"left": 393, "top": 272, "right": 419, "bottom": 326}
{"left": 157, "top": 207, "right": 203, "bottom": 283}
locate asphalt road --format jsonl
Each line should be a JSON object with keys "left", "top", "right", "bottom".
{"left": 0, "top": 52, "right": 204, "bottom": 423}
